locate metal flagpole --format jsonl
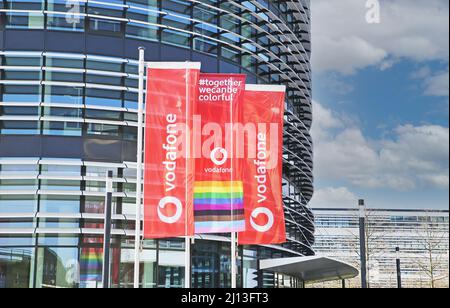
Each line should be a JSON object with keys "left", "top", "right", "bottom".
{"left": 185, "top": 237, "right": 191, "bottom": 288}
{"left": 134, "top": 47, "right": 145, "bottom": 289}
{"left": 102, "top": 171, "right": 113, "bottom": 288}
{"left": 185, "top": 63, "right": 191, "bottom": 289}
{"left": 231, "top": 232, "right": 237, "bottom": 288}
{"left": 396, "top": 247, "right": 402, "bottom": 288}
{"left": 230, "top": 78, "right": 237, "bottom": 289}
{"left": 359, "top": 199, "right": 368, "bottom": 289}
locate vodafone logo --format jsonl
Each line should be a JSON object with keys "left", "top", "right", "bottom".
{"left": 210, "top": 147, "right": 228, "bottom": 166}
{"left": 250, "top": 207, "right": 274, "bottom": 233}
{"left": 157, "top": 196, "right": 183, "bottom": 224}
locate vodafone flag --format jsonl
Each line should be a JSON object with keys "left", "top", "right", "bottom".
{"left": 238, "top": 85, "right": 287, "bottom": 245}
{"left": 194, "top": 74, "right": 246, "bottom": 234}
{"left": 143, "top": 62, "right": 200, "bottom": 239}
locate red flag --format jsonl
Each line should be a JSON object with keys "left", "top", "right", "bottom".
{"left": 238, "top": 85, "right": 287, "bottom": 245}
{"left": 143, "top": 62, "right": 200, "bottom": 239}
{"left": 193, "top": 73, "right": 247, "bottom": 234}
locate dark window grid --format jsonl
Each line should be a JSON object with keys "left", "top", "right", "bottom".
{"left": 86, "top": 1, "right": 126, "bottom": 37}
{"left": 217, "top": 9, "right": 241, "bottom": 65}
{"left": 5, "top": 0, "right": 302, "bottom": 63}
{"left": 161, "top": 18, "right": 193, "bottom": 50}
{"left": 4, "top": 13, "right": 304, "bottom": 94}
{"left": 42, "top": 55, "right": 86, "bottom": 138}
{"left": 161, "top": 0, "right": 191, "bottom": 16}
{"left": 1, "top": 40, "right": 304, "bottom": 126}
{"left": 86, "top": 17, "right": 124, "bottom": 37}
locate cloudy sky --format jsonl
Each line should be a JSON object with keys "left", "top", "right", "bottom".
{"left": 309, "top": 0, "right": 449, "bottom": 209}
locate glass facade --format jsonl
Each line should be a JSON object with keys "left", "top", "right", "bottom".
{"left": 0, "top": 0, "right": 314, "bottom": 288}
{"left": 313, "top": 208, "right": 449, "bottom": 288}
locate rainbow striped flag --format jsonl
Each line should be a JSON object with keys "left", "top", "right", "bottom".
{"left": 194, "top": 181, "right": 245, "bottom": 234}
{"left": 80, "top": 248, "right": 103, "bottom": 283}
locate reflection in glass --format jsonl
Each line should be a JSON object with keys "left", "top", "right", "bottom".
{"left": 35, "top": 247, "right": 79, "bottom": 288}
{"left": 0, "top": 196, "right": 37, "bottom": 213}
{"left": 80, "top": 200, "right": 104, "bottom": 288}
{"left": 0, "top": 247, "right": 34, "bottom": 288}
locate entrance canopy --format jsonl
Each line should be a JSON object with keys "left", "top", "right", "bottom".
{"left": 260, "top": 256, "right": 359, "bottom": 283}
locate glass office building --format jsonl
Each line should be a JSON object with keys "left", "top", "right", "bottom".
{"left": 0, "top": 0, "right": 314, "bottom": 288}
{"left": 313, "top": 208, "right": 449, "bottom": 288}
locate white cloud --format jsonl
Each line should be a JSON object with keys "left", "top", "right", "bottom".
{"left": 410, "top": 66, "right": 433, "bottom": 80}
{"left": 424, "top": 70, "right": 449, "bottom": 97}
{"left": 320, "top": 74, "right": 356, "bottom": 95}
{"left": 312, "top": 35, "right": 387, "bottom": 75}
{"left": 411, "top": 67, "right": 450, "bottom": 97}
{"left": 419, "top": 174, "right": 450, "bottom": 189}
{"left": 312, "top": 101, "right": 450, "bottom": 191}
{"left": 311, "top": 0, "right": 449, "bottom": 74}
{"left": 310, "top": 187, "right": 358, "bottom": 208}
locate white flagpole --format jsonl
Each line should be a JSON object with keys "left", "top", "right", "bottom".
{"left": 134, "top": 47, "right": 145, "bottom": 289}
{"left": 185, "top": 237, "right": 191, "bottom": 288}
{"left": 231, "top": 232, "right": 237, "bottom": 288}
{"left": 185, "top": 63, "right": 191, "bottom": 289}
{"left": 230, "top": 78, "right": 237, "bottom": 289}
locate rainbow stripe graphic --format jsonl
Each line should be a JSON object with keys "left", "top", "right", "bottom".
{"left": 194, "top": 181, "right": 245, "bottom": 234}
{"left": 80, "top": 248, "right": 103, "bottom": 283}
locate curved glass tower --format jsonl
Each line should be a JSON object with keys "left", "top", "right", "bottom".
{"left": 0, "top": 0, "right": 313, "bottom": 288}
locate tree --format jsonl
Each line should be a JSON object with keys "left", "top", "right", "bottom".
{"left": 346, "top": 208, "right": 389, "bottom": 288}
{"left": 414, "top": 214, "right": 449, "bottom": 288}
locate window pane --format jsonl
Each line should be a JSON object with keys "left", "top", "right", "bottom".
{"left": 0, "top": 121, "right": 40, "bottom": 135}
{"left": 86, "top": 74, "right": 122, "bottom": 86}
{"left": 39, "top": 196, "right": 80, "bottom": 213}
{"left": 85, "top": 89, "right": 122, "bottom": 107}
{"left": 126, "top": 23, "right": 158, "bottom": 42}
{"left": 0, "top": 195, "right": 37, "bottom": 213}
{"left": 6, "top": 0, "right": 43, "bottom": 10}
{"left": 161, "top": 29, "right": 190, "bottom": 48}
{"left": 41, "top": 164, "right": 81, "bottom": 175}
{"left": 0, "top": 179, "right": 38, "bottom": 190}
{"left": 40, "top": 180, "right": 81, "bottom": 191}
{"left": 0, "top": 247, "right": 35, "bottom": 288}
{"left": 1, "top": 85, "right": 41, "bottom": 103}
{"left": 35, "top": 247, "right": 79, "bottom": 288}
{"left": 46, "top": 57, "right": 84, "bottom": 69}
{"left": 45, "top": 71, "right": 84, "bottom": 83}
{"left": 44, "top": 85, "right": 84, "bottom": 105}
{"left": 43, "top": 121, "right": 82, "bottom": 136}
{"left": 85, "top": 109, "right": 121, "bottom": 121}
{"left": 194, "top": 38, "right": 217, "bottom": 55}
{"left": 87, "top": 123, "right": 120, "bottom": 137}
{"left": 127, "top": 0, "right": 158, "bottom": 8}
{"left": 43, "top": 107, "right": 82, "bottom": 118}
{"left": 6, "top": 12, "right": 44, "bottom": 29}
{"left": 1, "top": 106, "right": 39, "bottom": 116}
{"left": 86, "top": 60, "right": 122, "bottom": 72}
{"left": 4, "top": 70, "right": 41, "bottom": 81}
{"left": 47, "top": 0, "right": 85, "bottom": 32}
{"left": 88, "top": 3, "right": 123, "bottom": 34}
{"left": 3, "top": 56, "right": 42, "bottom": 67}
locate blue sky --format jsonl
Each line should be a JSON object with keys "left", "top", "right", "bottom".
{"left": 309, "top": 0, "right": 449, "bottom": 210}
